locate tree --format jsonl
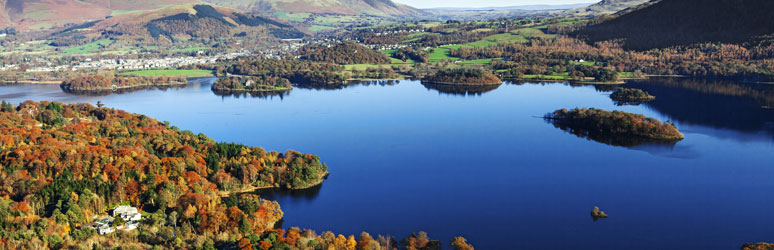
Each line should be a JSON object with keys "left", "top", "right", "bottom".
{"left": 450, "top": 237, "right": 474, "bottom": 250}
{"left": 113, "top": 217, "right": 125, "bottom": 227}
{"left": 239, "top": 213, "right": 252, "bottom": 234}
{"left": 168, "top": 211, "right": 178, "bottom": 228}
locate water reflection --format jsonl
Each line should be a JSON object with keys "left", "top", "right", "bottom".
{"left": 296, "top": 80, "right": 400, "bottom": 91}
{"left": 421, "top": 82, "right": 501, "bottom": 96}
{"left": 545, "top": 118, "right": 680, "bottom": 148}
{"left": 212, "top": 89, "right": 291, "bottom": 99}
{"left": 254, "top": 183, "right": 323, "bottom": 202}
{"left": 624, "top": 77, "right": 774, "bottom": 137}
{"left": 61, "top": 85, "right": 188, "bottom": 96}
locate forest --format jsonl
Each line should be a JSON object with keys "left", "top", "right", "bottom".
{"left": 423, "top": 68, "right": 501, "bottom": 85}
{"left": 212, "top": 76, "right": 293, "bottom": 93}
{"left": 609, "top": 88, "right": 655, "bottom": 106}
{"left": 0, "top": 101, "right": 336, "bottom": 249}
{"left": 545, "top": 108, "right": 685, "bottom": 142}
{"left": 60, "top": 75, "right": 189, "bottom": 92}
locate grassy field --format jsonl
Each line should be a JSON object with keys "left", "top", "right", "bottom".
{"left": 308, "top": 25, "right": 337, "bottom": 31}
{"left": 344, "top": 64, "right": 385, "bottom": 71}
{"left": 273, "top": 12, "right": 310, "bottom": 22}
{"left": 170, "top": 46, "right": 209, "bottom": 53}
{"left": 428, "top": 45, "right": 461, "bottom": 62}
{"left": 123, "top": 69, "right": 214, "bottom": 77}
{"left": 522, "top": 73, "right": 570, "bottom": 80}
{"left": 379, "top": 49, "right": 416, "bottom": 64}
{"left": 63, "top": 39, "right": 114, "bottom": 55}
{"left": 573, "top": 61, "right": 597, "bottom": 66}
{"left": 461, "top": 58, "right": 499, "bottom": 64}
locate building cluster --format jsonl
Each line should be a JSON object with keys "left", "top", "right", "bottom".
{"left": 82, "top": 205, "right": 142, "bottom": 235}
{"left": 23, "top": 51, "right": 251, "bottom": 73}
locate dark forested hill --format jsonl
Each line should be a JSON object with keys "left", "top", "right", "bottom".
{"left": 572, "top": 0, "right": 774, "bottom": 50}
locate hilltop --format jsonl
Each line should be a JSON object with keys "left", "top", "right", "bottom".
{"left": 45, "top": 3, "right": 303, "bottom": 47}
{"left": 200, "top": 0, "right": 422, "bottom": 16}
{"left": 565, "top": 0, "right": 652, "bottom": 17}
{"left": 572, "top": 0, "right": 774, "bottom": 50}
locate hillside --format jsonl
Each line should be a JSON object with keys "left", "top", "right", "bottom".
{"left": 565, "top": 0, "right": 651, "bottom": 16}
{"left": 201, "top": 0, "right": 423, "bottom": 16}
{"left": 572, "top": 0, "right": 774, "bottom": 50}
{"left": 45, "top": 3, "right": 304, "bottom": 47}
{"left": 0, "top": 0, "right": 197, "bottom": 31}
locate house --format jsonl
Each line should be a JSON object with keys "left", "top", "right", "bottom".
{"left": 88, "top": 216, "right": 116, "bottom": 235}
{"left": 113, "top": 206, "right": 142, "bottom": 222}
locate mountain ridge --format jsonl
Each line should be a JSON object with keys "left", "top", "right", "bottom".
{"left": 0, "top": 0, "right": 421, "bottom": 31}
{"left": 572, "top": 0, "right": 774, "bottom": 50}
{"left": 199, "top": 0, "right": 422, "bottom": 16}
{"left": 566, "top": 0, "right": 652, "bottom": 16}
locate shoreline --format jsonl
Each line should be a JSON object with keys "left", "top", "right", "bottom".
{"left": 62, "top": 81, "right": 188, "bottom": 92}
{"left": 218, "top": 172, "right": 329, "bottom": 197}
{"left": 420, "top": 80, "right": 502, "bottom": 86}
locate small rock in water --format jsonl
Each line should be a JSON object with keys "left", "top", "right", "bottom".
{"left": 591, "top": 206, "right": 609, "bottom": 219}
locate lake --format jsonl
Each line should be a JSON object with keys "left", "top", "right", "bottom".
{"left": 1, "top": 77, "right": 773, "bottom": 249}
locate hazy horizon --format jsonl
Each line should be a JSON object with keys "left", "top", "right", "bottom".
{"left": 392, "top": 0, "right": 598, "bottom": 9}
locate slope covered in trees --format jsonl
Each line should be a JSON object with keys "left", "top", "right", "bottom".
{"left": 0, "top": 100, "right": 334, "bottom": 249}
{"left": 572, "top": 0, "right": 774, "bottom": 50}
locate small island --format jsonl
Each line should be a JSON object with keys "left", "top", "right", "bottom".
{"left": 610, "top": 87, "right": 656, "bottom": 105}
{"left": 545, "top": 108, "right": 684, "bottom": 144}
{"left": 423, "top": 68, "right": 502, "bottom": 85}
{"left": 60, "top": 75, "right": 188, "bottom": 93}
{"left": 211, "top": 76, "right": 293, "bottom": 93}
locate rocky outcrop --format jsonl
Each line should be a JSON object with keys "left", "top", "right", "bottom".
{"left": 591, "top": 206, "right": 609, "bottom": 219}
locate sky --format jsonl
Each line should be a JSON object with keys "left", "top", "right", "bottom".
{"left": 392, "top": 0, "right": 598, "bottom": 9}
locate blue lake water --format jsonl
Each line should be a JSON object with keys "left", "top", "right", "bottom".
{"left": 1, "top": 77, "right": 773, "bottom": 249}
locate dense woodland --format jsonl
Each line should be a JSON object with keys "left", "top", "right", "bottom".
{"left": 545, "top": 108, "right": 684, "bottom": 143}
{"left": 297, "top": 42, "right": 391, "bottom": 65}
{"left": 423, "top": 68, "right": 501, "bottom": 85}
{"left": 0, "top": 101, "right": 326, "bottom": 249}
{"left": 60, "top": 76, "right": 188, "bottom": 92}
{"left": 212, "top": 76, "right": 292, "bottom": 93}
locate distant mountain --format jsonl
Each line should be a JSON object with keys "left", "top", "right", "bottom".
{"left": 565, "top": 0, "right": 652, "bottom": 16}
{"left": 427, "top": 3, "right": 593, "bottom": 11}
{"left": 0, "top": 0, "right": 196, "bottom": 31}
{"left": 47, "top": 3, "right": 303, "bottom": 45}
{"left": 200, "top": 0, "right": 423, "bottom": 16}
{"left": 572, "top": 0, "right": 774, "bottom": 50}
